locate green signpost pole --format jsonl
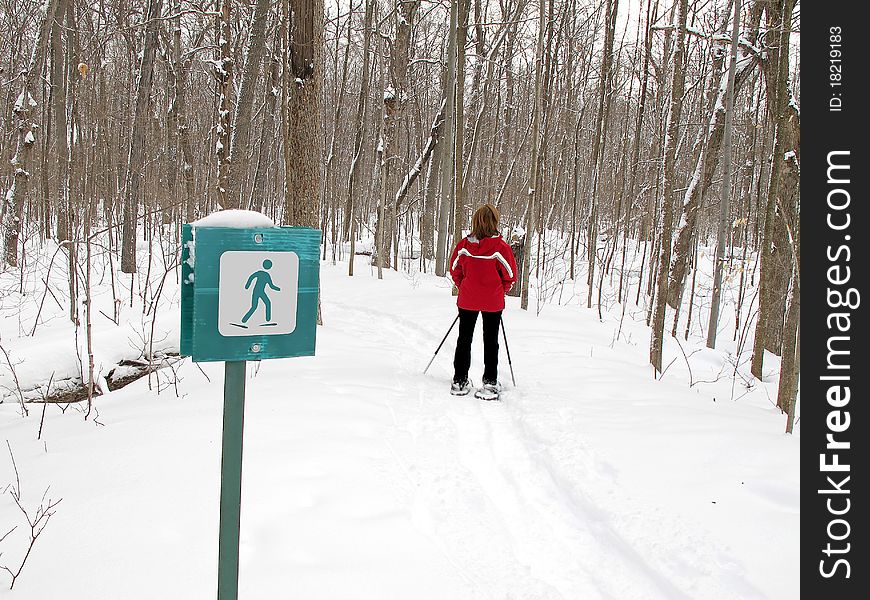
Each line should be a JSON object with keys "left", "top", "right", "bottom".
{"left": 218, "top": 360, "right": 247, "bottom": 600}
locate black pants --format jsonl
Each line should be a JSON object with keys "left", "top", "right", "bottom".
{"left": 453, "top": 309, "right": 501, "bottom": 384}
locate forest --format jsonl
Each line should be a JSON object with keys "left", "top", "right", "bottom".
{"left": 0, "top": 0, "right": 800, "bottom": 422}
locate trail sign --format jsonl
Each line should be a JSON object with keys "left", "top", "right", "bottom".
{"left": 180, "top": 225, "right": 319, "bottom": 362}
{"left": 179, "top": 220, "right": 320, "bottom": 600}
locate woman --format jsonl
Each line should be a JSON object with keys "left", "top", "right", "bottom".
{"left": 448, "top": 204, "right": 517, "bottom": 399}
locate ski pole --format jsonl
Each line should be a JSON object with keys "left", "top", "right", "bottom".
{"left": 500, "top": 316, "right": 516, "bottom": 386}
{"left": 423, "top": 314, "right": 460, "bottom": 374}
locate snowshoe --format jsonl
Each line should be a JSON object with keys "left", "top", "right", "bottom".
{"left": 474, "top": 381, "right": 501, "bottom": 401}
{"left": 450, "top": 379, "right": 472, "bottom": 396}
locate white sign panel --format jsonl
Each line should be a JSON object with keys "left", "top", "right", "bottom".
{"left": 218, "top": 251, "right": 299, "bottom": 337}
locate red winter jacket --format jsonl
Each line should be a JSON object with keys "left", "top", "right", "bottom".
{"left": 449, "top": 235, "right": 518, "bottom": 312}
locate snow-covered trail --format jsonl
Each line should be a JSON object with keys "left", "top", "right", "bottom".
{"left": 0, "top": 260, "right": 798, "bottom": 599}
{"left": 317, "top": 271, "right": 766, "bottom": 600}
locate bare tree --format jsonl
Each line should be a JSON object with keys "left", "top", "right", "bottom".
{"left": 650, "top": 0, "right": 688, "bottom": 373}
{"left": 226, "top": 0, "right": 272, "bottom": 209}
{"left": 451, "top": 0, "right": 471, "bottom": 281}
{"left": 585, "top": 0, "right": 619, "bottom": 309}
{"left": 2, "top": 0, "right": 60, "bottom": 267}
{"left": 706, "top": 0, "right": 741, "bottom": 348}
{"left": 215, "top": 0, "right": 234, "bottom": 212}
{"left": 283, "top": 0, "right": 324, "bottom": 228}
{"left": 345, "top": 0, "right": 375, "bottom": 276}
{"left": 751, "top": 0, "right": 799, "bottom": 377}
{"left": 779, "top": 191, "right": 799, "bottom": 432}
{"left": 51, "top": 0, "right": 71, "bottom": 241}
{"left": 434, "top": 0, "right": 458, "bottom": 277}
{"left": 120, "top": 0, "right": 164, "bottom": 274}
{"left": 386, "top": 0, "right": 421, "bottom": 268}
{"left": 520, "top": 0, "right": 546, "bottom": 311}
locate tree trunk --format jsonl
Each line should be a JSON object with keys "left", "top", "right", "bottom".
{"left": 778, "top": 128, "right": 800, "bottom": 427}
{"left": 451, "top": 0, "right": 470, "bottom": 265}
{"left": 251, "top": 51, "right": 282, "bottom": 212}
{"left": 395, "top": 99, "right": 447, "bottom": 210}
{"left": 520, "top": 0, "right": 546, "bottom": 311}
{"left": 168, "top": 0, "right": 183, "bottom": 221}
{"left": 376, "top": 33, "right": 388, "bottom": 279}
{"left": 227, "top": 0, "right": 271, "bottom": 209}
{"left": 385, "top": 0, "right": 421, "bottom": 268}
{"left": 435, "top": 0, "right": 458, "bottom": 278}
{"left": 586, "top": 0, "right": 619, "bottom": 309}
{"left": 420, "top": 136, "right": 441, "bottom": 264}
{"left": 52, "top": 0, "right": 71, "bottom": 242}
{"left": 344, "top": 0, "right": 375, "bottom": 276}
{"left": 170, "top": 9, "right": 205, "bottom": 223}
{"left": 215, "top": 0, "right": 234, "bottom": 213}
{"left": 751, "top": 0, "right": 799, "bottom": 377}
{"left": 650, "top": 0, "right": 688, "bottom": 374}
{"left": 706, "top": 0, "right": 741, "bottom": 348}
{"left": 324, "top": 1, "right": 352, "bottom": 252}
{"left": 120, "top": 0, "right": 164, "bottom": 273}
{"left": 2, "top": 0, "right": 60, "bottom": 266}
{"left": 283, "top": 0, "right": 323, "bottom": 228}
{"left": 64, "top": 0, "right": 82, "bottom": 325}
{"left": 779, "top": 258, "right": 800, "bottom": 421}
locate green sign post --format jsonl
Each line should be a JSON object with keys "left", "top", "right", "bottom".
{"left": 218, "top": 360, "right": 246, "bottom": 599}
{"left": 180, "top": 224, "right": 320, "bottom": 599}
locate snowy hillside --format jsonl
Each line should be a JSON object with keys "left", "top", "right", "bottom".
{"left": 0, "top": 245, "right": 798, "bottom": 599}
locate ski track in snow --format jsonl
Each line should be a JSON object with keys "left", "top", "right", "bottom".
{"left": 325, "top": 299, "right": 764, "bottom": 600}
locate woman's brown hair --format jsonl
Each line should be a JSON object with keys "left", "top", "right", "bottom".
{"left": 470, "top": 204, "right": 500, "bottom": 239}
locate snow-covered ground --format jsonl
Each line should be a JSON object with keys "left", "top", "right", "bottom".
{"left": 0, "top": 238, "right": 798, "bottom": 598}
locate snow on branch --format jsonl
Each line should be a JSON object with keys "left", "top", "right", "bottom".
{"left": 13, "top": 91, "right": 37, "bottom": 113}
{"left": 394, "top": 98, "right": 447, "bottom": 209}
{"left": 651, "top": 24, "right": 762, "bottom": 60}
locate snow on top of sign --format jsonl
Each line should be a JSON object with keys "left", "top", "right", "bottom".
{"left": 191, "top": 209, "right": 276, "bottom": 229}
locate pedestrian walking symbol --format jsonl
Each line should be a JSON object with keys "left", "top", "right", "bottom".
{"left": 238, "top": 259, "right": 281, "bottom": 326}
{"left": 218, "top": 251, "right": 299, "bottom": 337}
